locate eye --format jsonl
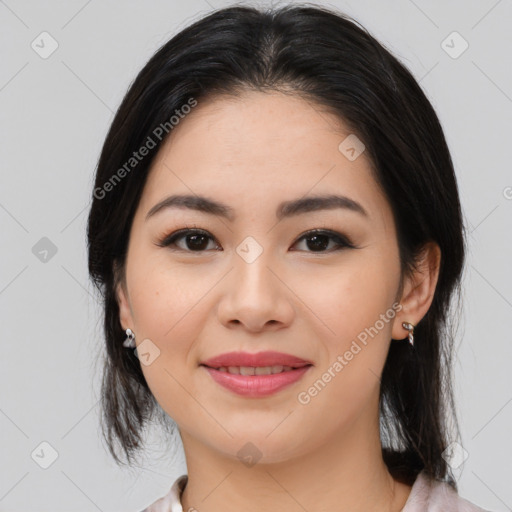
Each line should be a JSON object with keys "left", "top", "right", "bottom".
{"left": 156, "top": 227, "right": 355, "bottom": 253}
{"left": 291, "top": 229, "right": 355, "bottom": 252}
{"left": 156, "top": 227, "right": 220, "bottom": 252}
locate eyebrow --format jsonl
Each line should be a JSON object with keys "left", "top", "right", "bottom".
{"left": 145, "top": 193, "right": 369, "bottom": 222}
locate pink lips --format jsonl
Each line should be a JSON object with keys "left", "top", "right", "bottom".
{"left": 201, "top": 350, "right": 312, "bottom": 369}
{"left": 200, "top": 351, "right": 313, "bottom": 398}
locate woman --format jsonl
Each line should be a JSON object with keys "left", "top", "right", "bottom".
{"left": 87, "top": 4, "right": 490, "bottom": 511}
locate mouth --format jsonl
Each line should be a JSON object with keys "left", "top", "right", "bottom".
{"left": 199, "top": 353, "right": 313, "bottom": 398}
{"left": 200, "top": 364, "right": 312, "bottom": 375}
{"left": 200, "top": 350, "right": 313, "bottom": 370}
{"left": 199, "top": 351, "right": 313, "bottom": 397}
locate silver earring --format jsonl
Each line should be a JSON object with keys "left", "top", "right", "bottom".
{"left": 402, "top": 322, "right": 415, "bottom": 347}
{"left": 123, "top": 328, "right": 136, "bottom": 348}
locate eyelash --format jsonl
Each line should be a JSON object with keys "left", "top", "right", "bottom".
{"left": 156, "top": 226, "right": 356, "bottom": 253}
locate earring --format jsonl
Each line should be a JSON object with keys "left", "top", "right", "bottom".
{"left": 402, "top": 322, "right": 415, "bottom": 347}
{"left": 122, "top": 328, "right": 136, "bottom": 348}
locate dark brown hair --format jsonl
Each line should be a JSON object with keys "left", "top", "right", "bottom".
{"left": 87, "top": 3, "right": 466, "bottom": 488}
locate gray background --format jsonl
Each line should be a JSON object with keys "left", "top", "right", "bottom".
{"left": 0, "top": 0, "right": 511, "bottom": 510}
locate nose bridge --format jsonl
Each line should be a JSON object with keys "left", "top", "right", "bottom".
{"left": 233, "top": 234, "right": 276, "bottom": 295}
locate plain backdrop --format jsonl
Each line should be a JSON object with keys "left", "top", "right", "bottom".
{"left": 0, "top": 0, "right": 511, "bottom": 511}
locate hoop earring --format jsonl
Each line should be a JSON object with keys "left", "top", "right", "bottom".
{"left": 122, "top": 328, "right": 136, "bottom": 348}
{"left": 402, "top": 322, "right": 415, "bottom": 347}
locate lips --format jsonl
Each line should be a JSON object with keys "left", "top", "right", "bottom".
{"left": 203, "top": 367, "right": 312, "bottom": 397}
{"left": 200, "top": 350, "right": 312, "bottom": 369}
{"left": 200, "top": 351, "right": 313, "bottom": 397}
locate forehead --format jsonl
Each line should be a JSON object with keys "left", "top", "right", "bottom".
{"left": 139, "top": 91, "right": 392, "bottom": 228}
{"left": 156, "top": 90, "right": 355, "bottom": 170}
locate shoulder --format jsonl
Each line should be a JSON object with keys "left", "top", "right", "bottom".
{"left": 402, "top": 470, "right": 491, "bottom": 512}
{"left": 140, "top": 474, "right": 188, "bottom": 512}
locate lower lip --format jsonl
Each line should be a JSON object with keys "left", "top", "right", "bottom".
{"left": 202, "top": 365, "right": 312, "bottom": 397}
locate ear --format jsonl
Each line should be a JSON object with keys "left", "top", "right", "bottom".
{"left": 114, "top": 261, "right": 134, "bottom": 331}
{"left": 392, "top": 241, "right": 441, "bottom": 340}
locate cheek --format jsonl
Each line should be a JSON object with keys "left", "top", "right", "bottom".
{"left": 290, "top": 250, "right": 400, "bottom": 413}
{"left": 294, "top": 268, "right": 398, "bottom": 432}
{"left": 129, "top": 263, "right": 209, "bottom": 421}
{"left": 290, "top": 249, "right": 400, "bottom": 344}
{"left": 127, "top": 257, "right": 240, "bottom": 414}
{"left": 128, "top": 246, "right": 214, "bottom": 339}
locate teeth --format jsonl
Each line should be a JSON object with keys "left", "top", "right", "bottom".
{"left": 255, "top": 366, "right": 278, "bottom": 375}
{"left": 219, "top": 365, "right": 294, "bottom": 375}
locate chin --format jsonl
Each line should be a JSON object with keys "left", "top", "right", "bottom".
{"left": 213, "top": 431, "right": 311, "bottom": 467}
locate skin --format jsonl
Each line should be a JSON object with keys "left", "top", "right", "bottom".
{"left": 116, "top": 90, "right": 441, "bottom": 512}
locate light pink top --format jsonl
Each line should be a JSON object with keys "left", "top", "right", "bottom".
{"left": 141, "top": 470, "right": 490, "bottom": 512}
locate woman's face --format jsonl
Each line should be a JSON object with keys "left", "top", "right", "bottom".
{"left": 117, "top": 90, "right": 409, "bottom": 464}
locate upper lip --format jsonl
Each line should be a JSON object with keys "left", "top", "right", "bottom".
{"left": 201, "top": 351, "right": 313, "bottom": 368}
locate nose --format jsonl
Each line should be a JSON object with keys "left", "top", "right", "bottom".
{"left": 216, "top": 248, "right": 295, "bottom": 333}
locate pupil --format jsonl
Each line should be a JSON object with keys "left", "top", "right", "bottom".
{"left": 307, "top": 234, "right": 328, "bottom": 251}
{"left": 187, "top": 234, "right": 208, "bottom": 250}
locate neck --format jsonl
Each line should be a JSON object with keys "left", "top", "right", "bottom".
{"left": 179, "top": 398, "right": 412, "bottom": 512}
